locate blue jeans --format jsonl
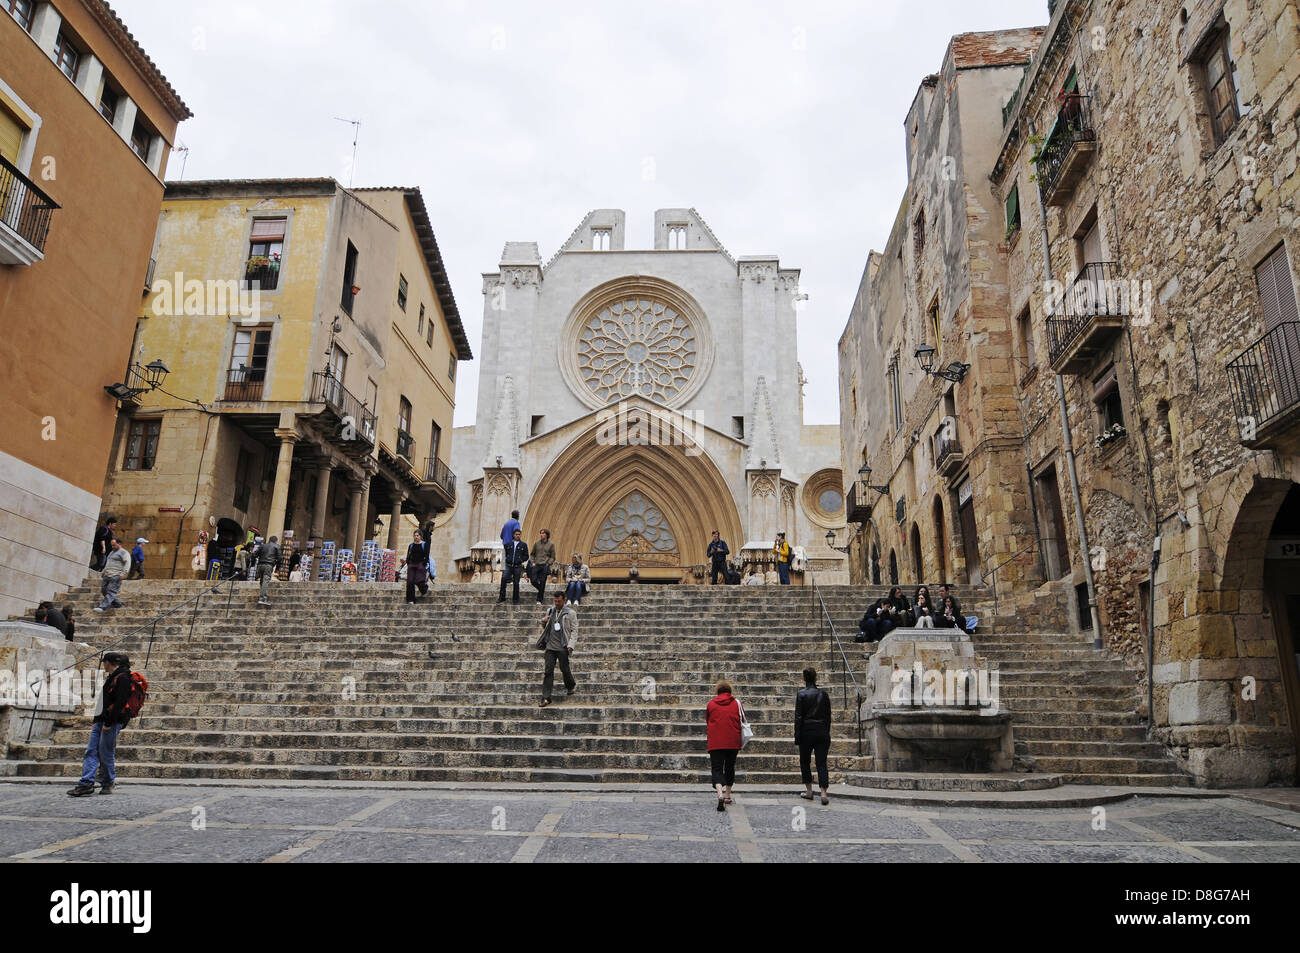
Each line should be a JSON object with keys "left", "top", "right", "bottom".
{"left": 79, "top": 721, "right": 122, "bottom": 786}
{"left": 565, "top": 581, "right": 588, "bottom": 601}
{"left": 777, "top": 561, "right": 791, "bottom": 585}
{"left": 98, "top": 576, "right": 123, "bottom": 609}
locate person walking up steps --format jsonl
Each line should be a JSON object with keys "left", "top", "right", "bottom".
{"left": 795, "top": 666, "right": 832, "bottom": 805}
{"left": 537, "top": 592, "right": 577, "bottom": 707}
{"left": 706, "top": 680, "right": 744, "bottom": 811}
{"left": 256, "top": 535, "right": 282, "bottom": 606}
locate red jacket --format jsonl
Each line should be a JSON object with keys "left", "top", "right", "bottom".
{"left": 706, "top": 692, "right": 743, "bottom": 751}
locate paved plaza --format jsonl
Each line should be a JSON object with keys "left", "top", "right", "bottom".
{"left": 1, "top": 782, "right": 1298, "bottom": 863}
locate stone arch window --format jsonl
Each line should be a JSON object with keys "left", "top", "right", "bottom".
{"left": 668, "top": 225, "right": 687, "bottom": 250}
{"left": 888, "top": 549, "right": 898, "bottom": 587}
{"left": 591, "top": 491, "right": 679, "bottom": 568}
{"left": 592, "top": 228, "right": 611, "bottom": 251}
{"left": 803, "top": 469, "right": 846, "bottom": 528}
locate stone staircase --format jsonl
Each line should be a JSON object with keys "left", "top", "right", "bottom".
{"left": 3, "top": 580, "right": 1188, "bottom": 786}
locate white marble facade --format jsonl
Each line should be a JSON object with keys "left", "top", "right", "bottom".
{"left": 429, "top": 209, "right": 847, "bottom": 583}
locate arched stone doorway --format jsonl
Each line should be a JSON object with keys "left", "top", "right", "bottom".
{"left": 526, "top": 416, "right": 743, "bottom": 582}
{"left": 1217, "top": 477, "right": 1300, "bottom": 783}
{"left": 910, "top": 522, "right": 923, "bottom": 584}
{"left": 932, "top": 495, "right": 948, "bottom": 584}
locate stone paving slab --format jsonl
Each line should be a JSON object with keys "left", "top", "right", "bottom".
{"left": 2, "top": 781, "right": 1298, "bottom": 863}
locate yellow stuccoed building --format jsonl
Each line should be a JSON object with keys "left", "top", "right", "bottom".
{"left": 99, "top": 178, "right": 471, "bottom": 577}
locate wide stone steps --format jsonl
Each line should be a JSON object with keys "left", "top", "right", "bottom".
{"left": 6, "top": 580, "right": 1186, "bottom": 787}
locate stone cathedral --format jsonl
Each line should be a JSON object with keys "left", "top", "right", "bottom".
{"left": 428, "top": 209, "right": 847, "bottom": 584}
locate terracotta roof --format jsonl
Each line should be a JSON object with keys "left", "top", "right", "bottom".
{"left": 88, "top": 1, "right": 192, "bottom": 122}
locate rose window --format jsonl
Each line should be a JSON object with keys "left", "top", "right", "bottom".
{"left": 593, "top": 492, "right": 678, "bottom": 557}
{"left": 577, "top": 298, "right": 697, "bottom": 404}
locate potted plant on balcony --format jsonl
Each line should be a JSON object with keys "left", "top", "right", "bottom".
{"left": 1095, "top": 422, "right": 1127, "bottom": 450}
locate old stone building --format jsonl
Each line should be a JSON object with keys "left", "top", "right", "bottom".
{"left": 98, "top": 179, "right": 471, "bottom": 574}
{"left": 429, "top": 209, "right": 847, "bottom": 584}
{"left": 0, "top": 0, "right": 190, "bottom": 618}
{"left": 841, "top": 0, "right": 1300, "bottom": 786}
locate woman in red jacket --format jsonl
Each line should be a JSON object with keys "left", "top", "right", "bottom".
{"left": 706, "top": 679, "right": 744, "bottom": 811}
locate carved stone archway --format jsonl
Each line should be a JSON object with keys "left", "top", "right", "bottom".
{"left": 526, "top": 413, "right": 743, "bottom": 581}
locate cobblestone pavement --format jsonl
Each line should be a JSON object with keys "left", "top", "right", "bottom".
{"left": 1, "top": 782, "right": 1298, "bottom": 862}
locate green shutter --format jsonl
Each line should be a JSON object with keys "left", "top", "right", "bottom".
{"left": 1006, "top": 184, "right": 1020, "bottom": 230}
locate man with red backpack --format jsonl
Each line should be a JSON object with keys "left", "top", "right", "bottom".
{"left": 68, "top": 653, "right": 145, "bottom": 797}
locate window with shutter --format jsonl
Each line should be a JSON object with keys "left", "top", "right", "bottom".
{"left": 1005, "top": 183, "right": 1020, "bottom": 232}
{"left": 0, "top": 101, "right": 26, "bottom": 165}
{"left": 1256, "top": 245, "right": 1298, "bottom": 333}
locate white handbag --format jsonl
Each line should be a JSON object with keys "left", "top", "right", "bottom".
{"left": 738, "top": 699, "right": 755, "bottom": 748}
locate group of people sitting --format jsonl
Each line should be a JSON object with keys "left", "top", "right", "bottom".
{"left": 855, "top": 583, "right": 969, "bottom": 642}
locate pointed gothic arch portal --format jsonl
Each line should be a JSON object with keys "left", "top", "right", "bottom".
{"left": 525, "top": 409, "right": 744, "bottom": 582}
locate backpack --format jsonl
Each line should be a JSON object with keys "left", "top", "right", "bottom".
{"left": 122, "top": 671, "right": 149, "bottom": 722}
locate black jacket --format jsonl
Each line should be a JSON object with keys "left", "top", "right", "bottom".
{"left": 503, "top": 540, "right": 529, "bottom": 567}
{"left": 794, "top": 685, "right": 832, "bottom": 745}
{"left": 97, "top": 667, "right": 133, "bottom": 726}
{"left": 707, "top": 540, "right": 729, "bottom": 562}
{"left": 406, "top": 541, "right": 429, "bottom": 567}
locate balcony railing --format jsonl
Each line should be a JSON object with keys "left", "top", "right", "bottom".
{"left": 1046, "top": 261, "right": 1129, "bottom": 373}
{"left": 845, "top": 483, "right": 873, "bottom": 523}
{"left": 223, "top": 365, "right": 266, "bottom": 402}
{"left": 0, "top": 154, "right": 59, "bottom": 261}
{"left": 310, "top": 371, "right": 377, "bottom": 448}
{"left": 396, "top": 429, "right": 415, "bottom": 461}
{"left": 1227, "top": 322, "right": 1300, "bottom": 449}
{"left": 1036, "top": 94, "right": 1097, "bottom": 205}
{"left": 424, "top": 456, "right": 457, "bottom": 502}
{"left": 933, "top": 416, "right": 965, "bottom": 477}
{"left": 244, "top": 257, "right": 280, "bottom": 291}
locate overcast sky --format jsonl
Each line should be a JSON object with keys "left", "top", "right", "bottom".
{"left": 115, "top": 0, "right": 1049, "bottom": 427}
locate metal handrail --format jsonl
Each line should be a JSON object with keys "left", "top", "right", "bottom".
{"left": 1036, "top": 93, "right": 1095, "bottom": 197}
{"left": 424, "top": 456, "right": 457, "bottom": 501}
{"left": 984, "top": 543, "right": 1040, "bottom": 627}
{"left": 808, "top": 570, "right": 863, "bottom": 757}
{"left": 22, "top": 578, "right": 236, "bottom": 743}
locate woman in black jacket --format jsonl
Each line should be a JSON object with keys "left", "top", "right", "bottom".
{"left": 405, "top": 530, "right": 430, "bottom": 603}
{"left": 888, "top": 586, "right": 914, "bottom": 627}
{"left": 795, "top": 667, "right": 833, "bottom": 805}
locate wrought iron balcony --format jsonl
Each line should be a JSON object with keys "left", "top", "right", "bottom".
{"left": 424, "top": 455, "right": 457, "bottom": 504}
{"left": 1047, "top": 261, "right": 1129, "bottom": 374}
{"left": 1227, "top": 322, "right": 1300, "bottom": 451}
{"left": 1036, "top": 94, "right": 1098, "bottom": 206}
{"left": 223, "top": 365, "right": 265, "bottom": 402}
{"left": 846, "top": 483, "right": 873, "bottom": 523}
{"left": 0, "top": 154, "right": 59, "bottom": 265}
{"left": 933, "top": 416, "right": 965, "bottom": 478}
{"left": 244, "top": 257, "right": 280, "bottom": 291}
{"left": 396, "top": 429, "right": 415, "bottom": 461}
{"left": 310, "top": 371, "right": 377, "bottom": 450}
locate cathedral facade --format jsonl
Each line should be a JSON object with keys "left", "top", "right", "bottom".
{"left": 429, "top": 209, "right": 847, "bottom": 584}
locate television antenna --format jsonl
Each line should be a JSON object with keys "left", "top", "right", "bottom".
{"left": 334, "top": 117, "right": 361, "bottom": 186}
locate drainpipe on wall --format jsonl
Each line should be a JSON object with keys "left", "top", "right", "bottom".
{"left": 1036, "top": 195, "right": 1104, "bottom": 649}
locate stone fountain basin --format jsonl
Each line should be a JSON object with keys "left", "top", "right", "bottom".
{"left": 871, "top": 708, "right": 1012, "bottom": 742}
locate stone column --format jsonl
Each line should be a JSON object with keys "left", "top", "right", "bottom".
{"left": 387, "top": 494, "right": 406, "bottom": 551}
{"left": 354, "top": 473, "right": 373, "bottom": 553}
{"left": 345, "top": 478, "right": 364, "bottom": 555}
{"left": 310, "top": 461, "right": 333, "bottom": 542}
{"left": 265, "top": 428, "right": 299, "bottom": 542}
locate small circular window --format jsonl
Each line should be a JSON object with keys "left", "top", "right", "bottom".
{"left": 803, "top": 469, "right": 846, "bottom": 528}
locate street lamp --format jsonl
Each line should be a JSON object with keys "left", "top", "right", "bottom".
{"left": 104, "top": 358, "right": 171, "bottom": 401}
{"left": 825, "top": 529, "right": 852, "bottom": 553}
{"left": 858, "top": 463, "right": 891, "bottom": 497}
{"left": 914, "top": 344, "right": 970, "bottom": 384}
